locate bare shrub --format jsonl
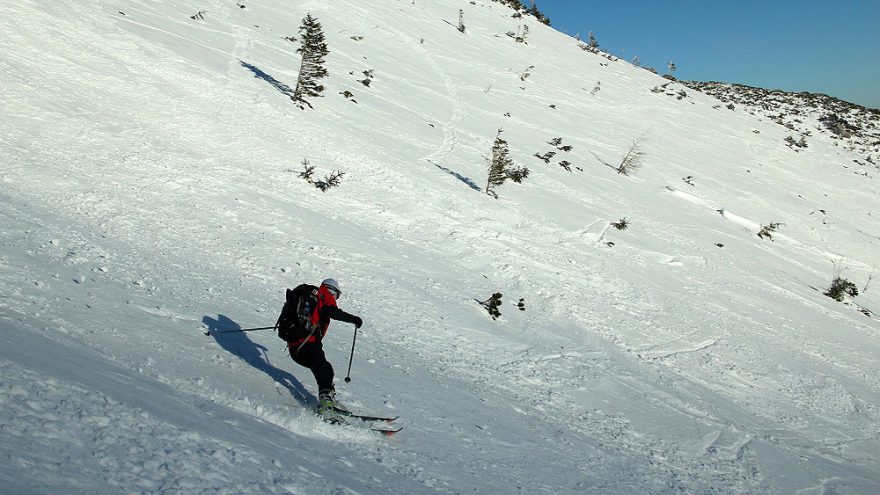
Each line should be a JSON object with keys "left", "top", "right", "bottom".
{"left": 617, "top": 136, "right": 647, "bottom": 175}
{"left": 757, "top": 222, "right": 784, "bottom": 240}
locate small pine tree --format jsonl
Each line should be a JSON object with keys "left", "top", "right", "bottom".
{"left": 494, "top": 0, "right": 525, "bottom": 12}
{"left": 507, "top": 166, "right": 530, "bottom": 183}
{"left": 485, "top": 129, "right": 528, "bottom": 198}
{"left": 315, "top": 171, "right": 345, "bottom": 192}
{"left": 486, "top": 129, "right": 513, "bottom": 198}
{"left": 298, "top": 159, "right": 316, "bottom": 182}
{"left": 824, "top": 277, "right": 859, "bottom": 302}
{"left": 534, "top": 151, "right": 556, "bottom": 163}
{"left": 298, "top": 159, "right": 344, "bottom": 191}
{"left": 515, "top": 24, "right": 529, "bottom": 43}
{"left": 478, "top": 293, "right": 503, "bottom": 320}
{"left": 457, "top": 9, "right": 466, "bottom": 33}
{"left": 611, "top": 218, "right": 629, "bottom": 230}
{"left": 291, "top": 13, "right": 329, "bottom": 109}
{"left": 526, "top": 1, "right": 550, "bottom": 25}
{"left": 757, "top": 222, "right": 784, "bottom": 240}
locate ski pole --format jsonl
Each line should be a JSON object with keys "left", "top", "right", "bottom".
{"left": 344, "top": 325, "right": 358, "bottom": 383}
{"left": 204, "top": 325, "right": 275, "bottom": 336}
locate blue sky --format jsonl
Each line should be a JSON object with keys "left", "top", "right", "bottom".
{"left": 532, "top": 0, "right": 879, "bottom": 109}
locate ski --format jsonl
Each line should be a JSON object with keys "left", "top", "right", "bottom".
{"left": 339, "top": 411, "right": 399, "bottom": 423}
{"left": 318, "top": 413, "right": 403, "bottom": 436}
{"left": 371, "top": 426, "right": 403, "bottom": 436}
{"left": 327, "top": 405, "right": 398, "bottom": 423}
{"left": 288, "top": 402, "right": 399, "bottom": 423}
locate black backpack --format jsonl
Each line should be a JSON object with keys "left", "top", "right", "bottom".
{"left": 276, "top": 284, "right": 320, "bottom": 342}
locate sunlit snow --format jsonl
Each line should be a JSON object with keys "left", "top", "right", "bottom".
{"left": 1, "top": 1, "right": 879, "bottom": 493}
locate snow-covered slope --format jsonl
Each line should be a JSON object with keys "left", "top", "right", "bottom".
{"left": 2, "top": 0, "right": 879, "bottom": 493}
{"left": 682, "top": 80, "right": 880, "bottom": 169}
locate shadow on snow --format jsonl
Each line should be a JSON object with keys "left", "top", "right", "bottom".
{"left": 240, "top": 60, "right": 294, "bottom": 96}
{"left": 426, "top": 159, "right": 482, "bottom": 192}
{"left": 203, "top": 314, "right": 315, "bottom": 406}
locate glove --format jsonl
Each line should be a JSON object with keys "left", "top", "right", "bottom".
{"left": 352, "top": 316, "right": 363, "bottom": 329}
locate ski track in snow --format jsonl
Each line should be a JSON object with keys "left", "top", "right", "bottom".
{"left": 417, "top": 44, "right": 466, "bottom": 166}
{"left": 665, "top": 185, "right": 875, "bottom": 272}
{"left": 381, "top": 5, "right": 470, "bottom": 182}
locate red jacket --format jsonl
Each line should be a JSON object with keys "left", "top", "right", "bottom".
{"left": 289, "top": 284, "right": 359, "bottom": 348}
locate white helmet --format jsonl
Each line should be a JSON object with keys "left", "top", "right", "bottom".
{"left": 321, "top": 278, "right": 341, "bottom": 298}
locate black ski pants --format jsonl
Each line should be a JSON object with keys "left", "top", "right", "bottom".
{"left": 290, "top": 340, "right": 334, "bottom": 394}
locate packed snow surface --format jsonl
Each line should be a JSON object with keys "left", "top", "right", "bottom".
{"left": 2, "top": 0, "right": 879, "bottom": 493}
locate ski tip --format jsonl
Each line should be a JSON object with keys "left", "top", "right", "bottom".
{"left": 373, "top": 427, "right": 403, "bottom": 437}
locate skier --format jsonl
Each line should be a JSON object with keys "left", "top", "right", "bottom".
{"left": 287, "top": 278, "right": 363, "bottom": 420}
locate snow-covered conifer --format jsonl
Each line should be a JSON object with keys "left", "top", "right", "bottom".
{"left": 527, "top": 1, "right": 550, "bottom": 25}
{"left": 486, "top": 129, "right": 528, "bottom": 198}
{"left": 291, "top": 13, "right": 329, "bottom": 109}
{"left": 486, "top": 131, "right": 510, "bottom": 198}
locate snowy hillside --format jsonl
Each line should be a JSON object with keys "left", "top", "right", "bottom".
{"left": 2, "top": 0, "right": 879, "bottom": 493}
{"left": 682, "top": 80, "right": 880, "bottom": 170}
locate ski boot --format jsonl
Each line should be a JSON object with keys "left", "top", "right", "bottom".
{"left": 317, "top": 389, "right": 349, "bottom": 423}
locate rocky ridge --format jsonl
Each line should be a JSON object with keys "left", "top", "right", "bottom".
{"left": 683, "top": 81, "right": 879, "bottom": 175}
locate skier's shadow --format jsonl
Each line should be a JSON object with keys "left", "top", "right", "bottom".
{"left": 202, "top": 314, "right": 315, "bottom": 406}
